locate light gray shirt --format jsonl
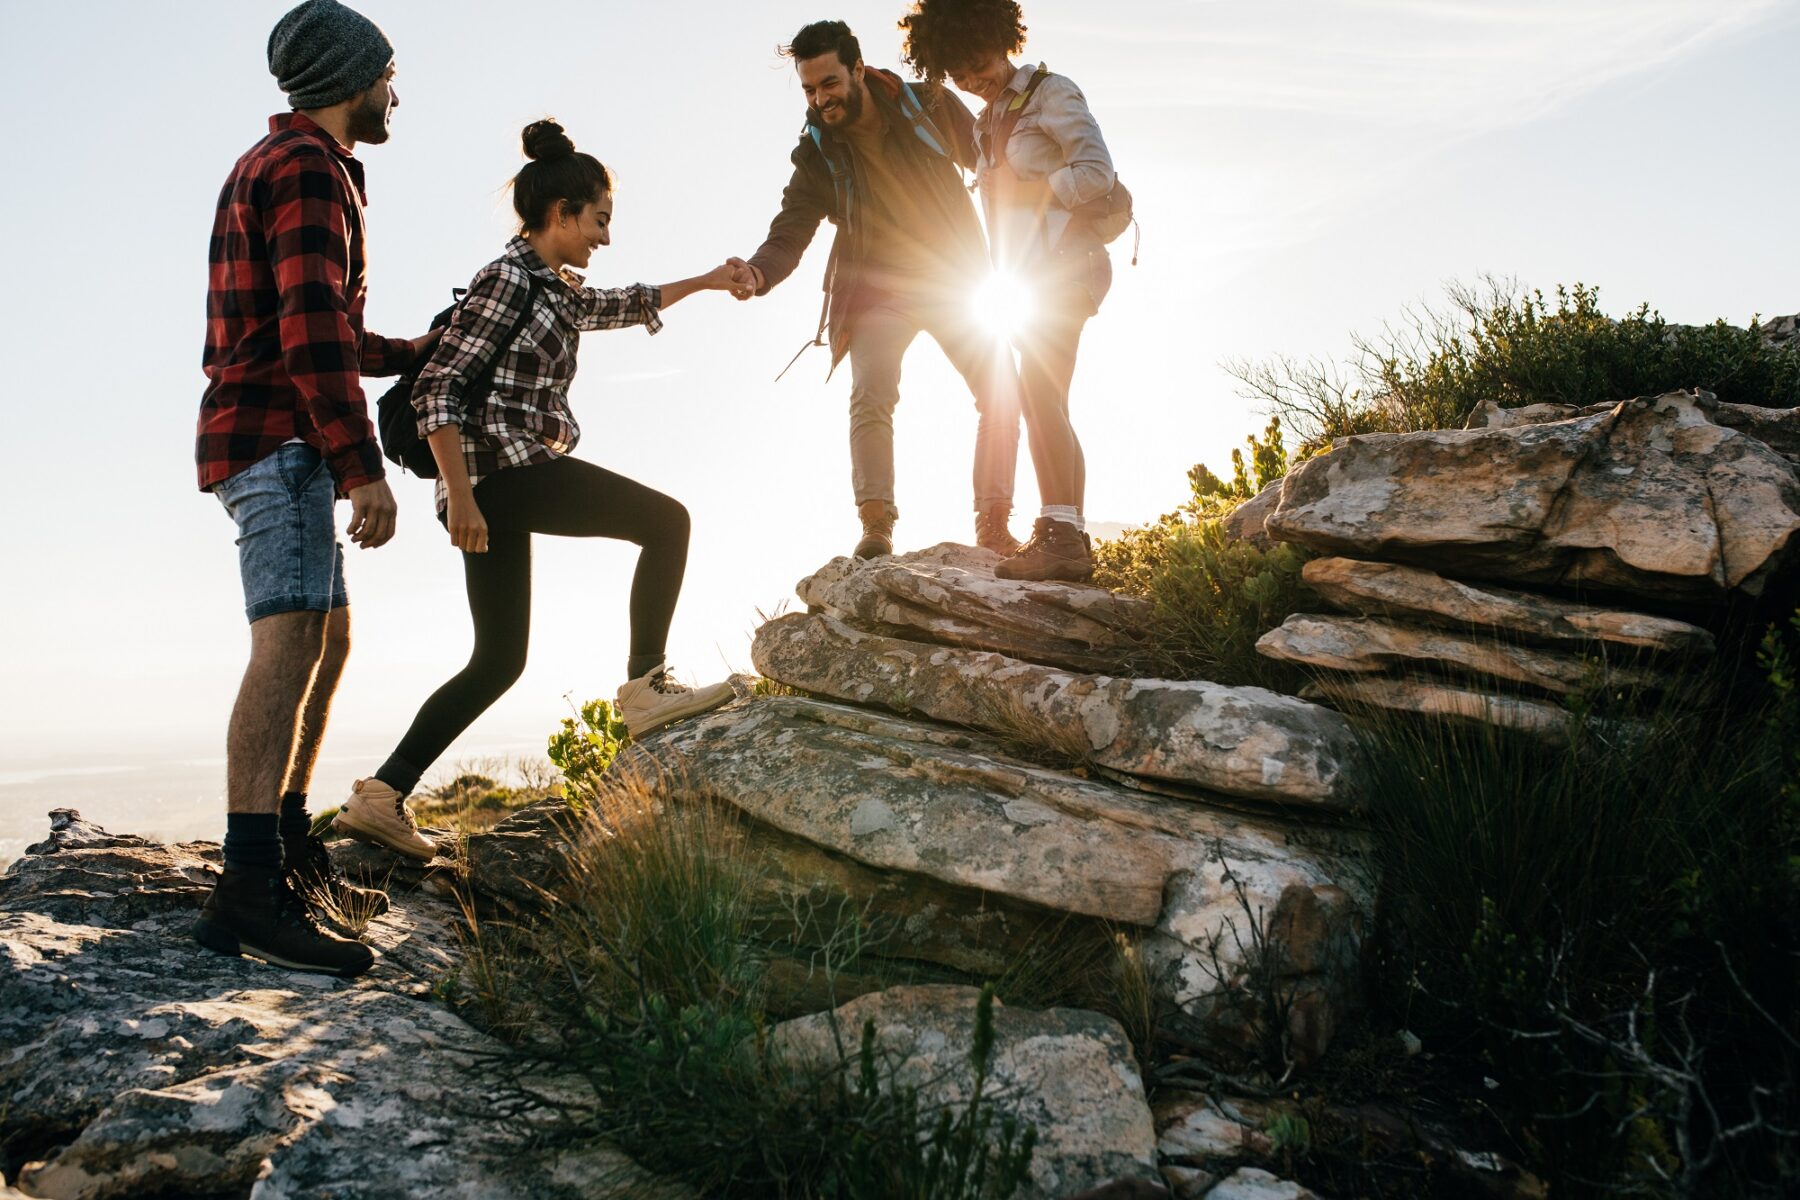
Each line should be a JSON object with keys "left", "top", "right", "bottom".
{"left": 974, "top": 62, "right": 1117, "bottom": 266}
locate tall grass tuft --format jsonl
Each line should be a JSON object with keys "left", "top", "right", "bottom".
{"left": 1356, "top": 614, "right": 1800, "bottom": 1195}
{"left": 449, "top": 767, "right": 1040, "bottom": 1198}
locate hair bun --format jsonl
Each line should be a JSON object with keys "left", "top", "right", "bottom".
{"left": 521, "top": 118, "right": 575, "bottom": 162}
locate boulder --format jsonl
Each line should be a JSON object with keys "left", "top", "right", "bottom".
{"left": 1466, "top": 395, "right": 1800, "bottom": 465}
{"left": 1714, "top": 402, "right": 1800, "bottom": 463}
{"left": 1300, "top": 557, "right": 1716, "bottom": 655}
{"left": 468, "top": 796, "right": 1088, "bottom": 983}
{"left": 796, "top": 542, "right": 1153, "bottom": 673}
{"left": 1221, "top": 480, "right": 1284, "bottom": 550}
{"left": 752, "top": 611, "right": 1360, "bottom": 810}
{"left": 1266, "top": 390, "right": 1800, "bottom": 602}
{"left": 770, "top": 984, "right": 1161, "bottom": 1200}
{"left": 625, "top": 696, "right": 1368, "bottom": 1059}
{"left": 0, "top": 811, "right": 681, "bottom": 1200}
{"left": 1256, "top": 614, "right": 1664, "bottom": 696}
{"left": 1207, "top": 1168, "right": 1329, "bottom": 1199}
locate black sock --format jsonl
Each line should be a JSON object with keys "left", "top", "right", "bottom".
{"left": 626, "top": 653, "right": 665, "bottom": 681}
{"left": 223, "top": 812, "right": 283, "bottom": 873}
{"left": 375, "top": 754, "right": 422, "bottom": 798}
{"left": 279, "top": 791, "right": 311, "bottom": 843}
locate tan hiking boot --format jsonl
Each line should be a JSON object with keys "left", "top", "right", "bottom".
{"left": 616, "top": 666, "right": 735, "bottom": 736}
{"left": 974, "top": 505, "right": 1020, "bottom": 556}
{"left": 853, "top": 500, "right": 898, "bottom": 560}
{"left": 994, "top": 517, "right": 1094, "bottom": 582}
{"left": 332, "top": 778, "right": 437, "bottom": 861}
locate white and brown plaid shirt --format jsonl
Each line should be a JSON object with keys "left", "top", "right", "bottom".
{"left": 413, "top": 236, "right": 662, "bottom": 511}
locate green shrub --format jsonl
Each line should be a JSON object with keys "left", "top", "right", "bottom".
{"left": 546, "top": 696, "right": 630, "bottom": 799}
{"left": 1094, "top": 417, "right": 1313, "bottom": 689}
{"left": 1359, "top": 615, "right": 1800, "bottom": 1196}
{"left": 1229, "top": 280, "right": 1800, "bottom": 455}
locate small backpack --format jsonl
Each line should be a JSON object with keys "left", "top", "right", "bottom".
{"left": 376, "top": 274, "right": 541, "bottom": 478}
{"left": 988, "top": 65, "right": 1137, "bottom": 258}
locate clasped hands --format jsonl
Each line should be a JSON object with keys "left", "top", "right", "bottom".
{"left": 720, "top": 257, "right": 763, "bottom": 301}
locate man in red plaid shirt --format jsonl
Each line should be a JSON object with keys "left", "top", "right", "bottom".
{"left": 193, "top": 0, "right": 437, "bottom": 977}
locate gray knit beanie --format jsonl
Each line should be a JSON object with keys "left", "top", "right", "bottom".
{"left": 268, "top": 0, "right": 394, "bottom": 110}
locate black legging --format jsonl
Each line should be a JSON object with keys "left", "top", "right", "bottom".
{"left": 376, "top": 456, "right": 689, "bottom": 794}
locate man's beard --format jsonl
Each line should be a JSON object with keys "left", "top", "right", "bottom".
{"left": 346, "top": 89, "right": 391, "bottom": 145}
{"left": 808, "top": 81, "right": 864, "bottom": 129}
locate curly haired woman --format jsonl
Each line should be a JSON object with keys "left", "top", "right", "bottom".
{"left": 901, "top": 0, "right": 1120, "bottom": 581}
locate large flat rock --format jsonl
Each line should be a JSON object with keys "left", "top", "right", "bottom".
{"left": 796, "top": 542, "right": 1153, "bottom": 673}
{"left": 772, "top": 985, "right": 1160, "bottom": 1200}
{"left": 1300, "top": 674, "right": 1579, "bottom": 741}
{"left": 625, "top": 697, "right": 1369, "bottom": 1058}
{"left": 0, "top": 811, "right": 679, "bottom": 1200}
{"left": 1267, "top": 390, "right": 1800, "bottom": 602}
{"left": 1301, "top": 556, "right": 1716, "bottom": 655}
{"left": 1257, "top": 613, "right": 1664, "bottom": 696}
{"left": 753, "top": 611, "right": 1360, "bottom": 810}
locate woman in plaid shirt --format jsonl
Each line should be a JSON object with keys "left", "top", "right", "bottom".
{"left": 333, "top": 120, "right": 751, "bottom": 856}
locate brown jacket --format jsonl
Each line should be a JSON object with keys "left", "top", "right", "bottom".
{"left": 746, "top": 69, "right": 989, "bottom": 366}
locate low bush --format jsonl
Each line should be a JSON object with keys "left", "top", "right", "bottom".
{"left": 1229, "top": 280, "right": 1800, "bottom": 455}
{"left": 1094, "top": 417, "right": 1314, "bottom": 689}
{"left": 545, "top": 695, "right": 630, "bottom": 800}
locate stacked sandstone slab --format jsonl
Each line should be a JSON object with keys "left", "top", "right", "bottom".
{"left": 617, "top": 545, "right": 1373, "bottom": 1064}
{"left": 1250, "top": 390, "right": 1800, "bottom": 735}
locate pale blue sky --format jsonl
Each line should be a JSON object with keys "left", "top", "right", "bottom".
{"left": 1, "top": 1, "right": 1797, "bottom": 816}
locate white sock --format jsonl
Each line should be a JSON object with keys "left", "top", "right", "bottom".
{"left": 1041, "top": 505, "right": 1082, "bottom": 531}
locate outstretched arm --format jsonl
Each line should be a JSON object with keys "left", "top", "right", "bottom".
{"left": 738, "top": 146, "right": 833, "bottom": 299}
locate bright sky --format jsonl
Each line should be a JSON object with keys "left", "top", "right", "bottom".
{"left": 2, "top": 1, "right": 1798, "bottom": 798}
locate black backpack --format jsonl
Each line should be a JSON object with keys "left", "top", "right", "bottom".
{"left": 376, "top": 274, "right": 541, "bottom": 478}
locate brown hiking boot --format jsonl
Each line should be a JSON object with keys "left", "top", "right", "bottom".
{"left": 853, "top": 500, "right": 898, "bottom": 560}
{"left": 286, "top": 832, "right": 390, "bottom": 931}
{"left": 994, "top": 517, "right": 1094, "bottom": 582}
{"left": 193, "top": 864, "right": 375, "bottom": 977}
{"left": 974, "top": 505, "right": 1020, "bottom": 556}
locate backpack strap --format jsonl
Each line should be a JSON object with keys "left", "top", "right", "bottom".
{"left": 985, "top": 64, "right": 1052, "bottom": 173}
{"left": 434, "top": 269, "right": 542, "bottom": 409}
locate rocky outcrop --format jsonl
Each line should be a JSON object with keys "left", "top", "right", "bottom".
{"left": 1268, "top": 390, "right": 1800, "bottom": 603}
{"left": 752, "top": 611, "right": 1360, "bottom": 810}
{"left": 1299, "top": 557, "right": 1715, "bottom": 655}
{"left": 625, "top": 696, "right": 1366, "bottom": 1051}
{"left": 797, "top": 543, "right": 1154, "bottom": 673}
{"left": 0, "top": 811, "right": 682, "bottom": 1200}
{"left": 1466, "top": 393, "right": 1800, "bottom": 465}
{"left": 1257, "top": 614, "right": 1664, "bottom": 696}
{"left": 1221, "top": 480, "right": 1283, "bottom": 549}
{"left": 1299, "top": 675, "right": 1587, "bottom": 740}
{"left": 772, "top": 985, "right": 1161, "bottom": 1200}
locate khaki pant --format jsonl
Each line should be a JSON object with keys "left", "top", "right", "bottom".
{"left": 845, "top": 286, "right": 1021, "bottom": 512}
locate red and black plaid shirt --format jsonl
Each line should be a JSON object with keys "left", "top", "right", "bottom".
{"left": 196, "top": 113, "right": 414, "bottom": 494}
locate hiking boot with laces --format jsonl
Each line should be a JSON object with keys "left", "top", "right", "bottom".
{"left": 616, "top": 666, "right": 735, "bottom": 736}
{"left": 994, "top": 517, "right": 1094, "bottom": 582}
{"left": 332, "top": 778, "right": 437, "bottom": 861}
{"left": 193, "top": 864, "right": 376, "bottom": 977}
{"left": 974, "top": 505, "right": 1020, "bottom": 556}
{"left": 853, "top": 499, "right": 898, "bottom": 560}
{"left": 286, "top": 832, "right": 390, "bottom": 922}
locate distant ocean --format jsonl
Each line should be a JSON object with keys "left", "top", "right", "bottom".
{"left": 0, "top": 740, "right": 546, "bottom": 871}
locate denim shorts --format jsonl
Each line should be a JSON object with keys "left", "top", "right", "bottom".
{"left": 214, "top": 442, "right": 347, "bottom": 623}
